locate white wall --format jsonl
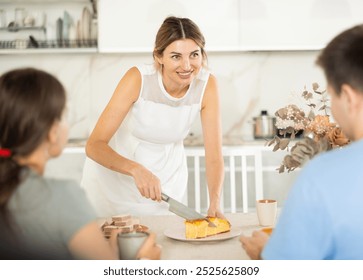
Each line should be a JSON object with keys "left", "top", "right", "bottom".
{"left": 0, "top": 50, "right": 325, "bottom": 140}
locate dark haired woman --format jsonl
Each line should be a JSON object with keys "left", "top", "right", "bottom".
{"left": 81, "top": 16, "right": 225, "bottom": 217}
{"left": 0, "top": 68, "right": 160, "bottom": 260}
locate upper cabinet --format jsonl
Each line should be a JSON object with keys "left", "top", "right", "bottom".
{"left": 2, "top": 0, "right": 363, "bottom": 53}
{"left": 98, "top": 0, "right": 240, "bottom": 53}
{"left": 239, "top": 0, "right": 363, "bottom": 50}
{"left": 98, "top": 0, "right": 363, "bottom": 53}
{"left": 0, "top": 0, "right": 98, "bottom": 53}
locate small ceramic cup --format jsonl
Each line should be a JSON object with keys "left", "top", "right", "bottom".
{"left": 256, "top": 199, "right": 277, "bottom": 227}
{"left": 117, "top": 231, "right": 149, "bottom": 260}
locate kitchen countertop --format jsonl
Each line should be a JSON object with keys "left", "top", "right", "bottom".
{"left": 136, "top": 212, "right": 264, "bottom": 260}
{"left": 64, "top": 136, "right": 275, "bottom": 153}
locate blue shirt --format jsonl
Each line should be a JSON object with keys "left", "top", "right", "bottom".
{"left": 262, "top": 139, "right": 363, "bottom": 259}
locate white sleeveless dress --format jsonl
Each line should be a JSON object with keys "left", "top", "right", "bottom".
{"left": 81, "top": 64, "right": 210, "bottom": 217}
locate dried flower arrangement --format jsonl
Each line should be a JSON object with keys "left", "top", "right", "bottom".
{"left": 267, "top": 83, "right": 350, "bottom": 173}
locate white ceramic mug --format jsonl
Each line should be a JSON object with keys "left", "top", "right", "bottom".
{"left": 256, "top": 199, "right": 277, "bottom": 227}
{"left": 117, "top": 231, "right": 149, "bottom": 260}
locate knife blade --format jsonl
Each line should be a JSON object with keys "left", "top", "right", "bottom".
{"left": 161, "top": 192, "right": 216, "bottom": 227}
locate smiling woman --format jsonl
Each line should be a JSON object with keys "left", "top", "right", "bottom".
{"left": 81, "top": 16, "right": 225, "bottom": 220}
{"left": 155, "top": 39, "right": 203, "bottom": 98}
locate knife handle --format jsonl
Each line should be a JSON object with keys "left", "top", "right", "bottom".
{"left": 161, "top": 192, "right": 169, "bottom": 202}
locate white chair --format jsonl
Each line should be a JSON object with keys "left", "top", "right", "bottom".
{"left": 185, "top": 146, "right": 264, "bottom": 213}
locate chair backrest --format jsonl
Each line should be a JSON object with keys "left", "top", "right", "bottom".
{"left": 185, "top": 146, "right": 264, "bottom": 213}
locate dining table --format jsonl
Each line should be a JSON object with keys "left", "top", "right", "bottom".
{"left": 136, "top": 212, "right": 265, "bottom": 260}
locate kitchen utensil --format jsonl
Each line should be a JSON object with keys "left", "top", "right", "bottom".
{"left": 29, "top": 35, "right": 39, "bottom": 48}
{"left": 14, "top": 8, "right": 25, "bottom": 27}
{"left": 68, "top": 23, "right": 77, "bottom": 47}
{"left": 82, "top": 7, "right": 91, "bottom": 43}
{"left": 91, "top": 0, "right": 98, "bottom": 17}
{"left": 253, "top": 110, "right": 277, "bottom": 139}
{"left": 161, "top": 192, "right": 216, "bottom": 227}
{"left": 90, "top": 18, "right": 97, "bottom": 41}
{"left": 0, "top": 9, "right": 7, "bottom": 28}
{"left": 23, "top": 14, "right": 35, "bottom": 27}
{"left": 62, "top": 11, "right": 71, "bottom": 45}
{"left": 34, "top": 11, "right": 46, "bottom": 27}
{"left": 76, "top": 19, "right": 82, "bottom": 45}
{"left": 56, "top": 17, "right": 63, "bottom": 46}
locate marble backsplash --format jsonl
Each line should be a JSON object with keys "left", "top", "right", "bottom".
{"left": 0, "top": 50, "right": 324, "bottom": 141}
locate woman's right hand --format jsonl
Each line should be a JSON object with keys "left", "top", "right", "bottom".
{"left": 136, "top": 232, "right": 162, "bottom": 260}
{"left": 131, "top": 164, "right": 161, "bottom": 201}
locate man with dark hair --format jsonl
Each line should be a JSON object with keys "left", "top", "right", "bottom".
{"left": 240, "top": 24, "right": 363, "bottom": 260}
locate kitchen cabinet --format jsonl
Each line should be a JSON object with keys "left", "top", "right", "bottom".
{"left": 3, "top": 0, "right": 362, "bottom": 54}
{"left": 0, "top": 0, "right": 97, "bottom": 54}
{"left": 239, "top": 0, "right": 363, "bottom": 50}
{"left": 98, "top": 0, "right": 363, "bottom": 52}
{"left": 98, "top": 0, "right": 239, "bottom": 53}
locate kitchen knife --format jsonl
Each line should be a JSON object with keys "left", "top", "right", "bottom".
{"left": 161, "top": 192, "right": 216, "bottom": 227}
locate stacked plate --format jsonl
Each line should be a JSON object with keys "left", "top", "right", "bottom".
{"left": 62, "top": 11, "right": 72, "bottom": 46}
{"left": 56, "top": 17, "right": 63, "bottom": 46}
{"left": 81, "top": 7, "right": 91, "bottom": 45}
{"left": 56, "top": 11, "right": 75, "bottom": 47}
{"left": 55, "top": 7, "right": 93, "bottom": 47}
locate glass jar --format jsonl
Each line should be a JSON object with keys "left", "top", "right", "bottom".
{"left": 14, "top": 8, "right": 25, "bottom": 27}
{"left": 0, "top": 9, "right": 6, "bottom": 28}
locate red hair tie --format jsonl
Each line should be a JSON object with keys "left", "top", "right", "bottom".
{"left": 0, "top": 148, "right": 11, "bottom": 158}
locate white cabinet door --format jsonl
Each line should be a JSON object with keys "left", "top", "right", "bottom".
{"left": 98, "top": 0, "right": 363, "bottom": 52}
{"left": 239, "top": 0, "right": 363, "bottom": 50}
{"left": 98, "top": 0, "right": 239, "bottom": 52}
